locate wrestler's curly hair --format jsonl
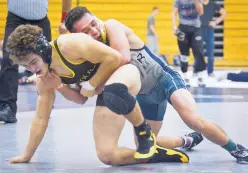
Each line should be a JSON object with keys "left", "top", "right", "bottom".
{"left": 65, "top": 6, "right": 91, "bottom": 33}
{"left": 6, "top": 24, "right": 43, "bottom": 64}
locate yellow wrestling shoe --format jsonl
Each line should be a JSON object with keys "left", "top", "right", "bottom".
{"left": 149, "top": 145, "right": 189, "bottom": 163}
{"left": 134, "top": 122, "right": 157, "bottom": 160}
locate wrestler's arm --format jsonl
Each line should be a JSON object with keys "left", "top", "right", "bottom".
{"left": 58, "top": 86, "right": 88, "bottom": 104}
{"left": 104, "top": 19, "right": 131, "bottom": 66}
{"left": 45, "top": 71, "right": 88, "bottom": 104}
{"left": 14, "top": 79, "right": 55, "bottom": 162}
{"left": 59, "top": 34, "right": 121, "bottom": 88}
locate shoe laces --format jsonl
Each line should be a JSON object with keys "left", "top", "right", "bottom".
{"left": 232, "top": 149, "right": 248, "bottom": 158}
{"left": 187, "top": 132, "right": 201, "bottom": 140}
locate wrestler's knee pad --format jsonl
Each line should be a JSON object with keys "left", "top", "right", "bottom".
{"left": 102, "top": 83, "right": 136, "bottom": 115}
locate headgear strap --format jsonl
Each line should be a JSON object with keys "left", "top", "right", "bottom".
{"left": 35, "top": 34, "right": 52, "bottom": 66}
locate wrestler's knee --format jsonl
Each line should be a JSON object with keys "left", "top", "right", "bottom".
{"left": 102, "top": 83, "right": 136, "bottom": 115}
{"left": 177, "top": 104, "right": 205, "bottom": 132}
{"left": 96, "top": 147, "right": 116, "bottom": 165}
{"left": 186, "top": 116, "right": 205, "bottom": 132}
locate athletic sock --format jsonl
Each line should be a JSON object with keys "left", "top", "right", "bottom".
{"left": 222, "top": 139, "right": 237, "bottom": 152}
{"left": 181, "top": 136, "right": 193, "bottom": 148}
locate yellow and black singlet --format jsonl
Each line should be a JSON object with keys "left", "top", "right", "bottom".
{"left": 51, "top": 39, "right": 100, "bottom": 85}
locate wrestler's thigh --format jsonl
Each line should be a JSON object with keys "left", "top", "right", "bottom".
{"left": 105, "top": 64, "right": 141, "bottom": 96}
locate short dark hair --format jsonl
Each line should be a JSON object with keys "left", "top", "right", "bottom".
{"left": 65, "top": 6, "right": 92, "bottom": 32}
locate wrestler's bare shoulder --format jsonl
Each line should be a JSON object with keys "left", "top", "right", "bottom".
{"left": 104, "top": 19, "right": 133, "bottom": 33}
{"left": 58, "top": 33, "right": 93, "bottom": 43}
{"left": 55, "top": 33, "right": 95, "bottom": 58}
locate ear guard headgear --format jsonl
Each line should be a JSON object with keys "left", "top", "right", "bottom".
{"left": 35, "top": 34, "right": 52, "bottom": 65}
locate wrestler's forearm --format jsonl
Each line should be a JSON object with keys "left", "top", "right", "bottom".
{"left": 23, "top": 115, "right": 49, "bottom": 159}
{"left": 90, "top": 58, "right": 121, "bottom": 87}
{"left": 23, "top": 95, "right": 54, "bottom": 160}
{"left": 194, "top": 0, "right": 204, "bottom": 15}
{"left": 58, "top": 87, "right": 88, "bottom": 104}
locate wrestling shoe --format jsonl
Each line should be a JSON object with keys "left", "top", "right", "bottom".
{"left": 181, "top": 132, "right": 204, "bottom": 150}
{"left": 230, "top": 144, "right": 248, "bottom": 164}
{"left": 134, "top": 121, "right": 156, "bottom": 160}
{"left": 0, "top": 104, "right": 17, "bottom": 123}
{"left": 149, "top": 145, "right": 189, "bottom": 163}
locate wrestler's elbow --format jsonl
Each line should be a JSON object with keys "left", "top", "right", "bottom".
{"left": 120, "top": 56, "right": 131, "bottom": 66}
{"left": 108, "top": 52, "right": 122, "bottom": 68}
{"left": 74, "top": 97, "right": 88, "bottom": 105}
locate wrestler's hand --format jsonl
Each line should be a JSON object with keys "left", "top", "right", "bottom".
{"left": 7, "top": 155, "right": 30, "bottom": 164}
{"left": 58, "top": 23, "right": 68, "bottom": 35}
{"left": 80, "top": 87, "right": 96, "bottom": 97}
{"left": 43, "top": 71, "right": 62, "bottom": 89}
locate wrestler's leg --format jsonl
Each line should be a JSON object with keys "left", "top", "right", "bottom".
{"left": 94, "top": 96, "right": 189, "bottom": 166}
{"left": 135, "top": 98, "right": 184, "bottom": 149}
{"left": 148, "top": 121, "right": 183, "bottom": 149}
{"left": 171, "top": 88, "right": 228, "bottom": 145}
{"left": 93, "top": 105, "right": 139, "bottom": 165}
{"left": 132, "top": 96, "right": 189, "bottom": 163}
{"left": 101, "top": 64, "right": 157, "bottom": 160}
{"left": 171, "top": 88, "right": 248, "bottom": 163}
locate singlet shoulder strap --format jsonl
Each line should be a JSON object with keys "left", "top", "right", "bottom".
{"left": 53, "top": 39, "right": 66, "bottom": 60}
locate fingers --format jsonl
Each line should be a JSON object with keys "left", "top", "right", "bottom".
{"left": 7, "top": 157, "right": 23, "bottom": 164}
{"left": 80, "top": 88, "right": 96, "bottom": 97}
{"left": 7, "top": 158, "right": 17, "bottom": 163}
{"left": 42, "top": 71, "right": 62, "bottom": 89}
{"left": 7, "top": 156, "right": 30, "bottom": 164}
{"left": 50, "top": 71, "right": 60, "bottom": 79}
{"left": 42, "top": 73, "right": 52, "bottom": 84}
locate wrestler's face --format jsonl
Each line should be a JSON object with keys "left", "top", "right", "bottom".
{"left": 73, "top": 13, "right": 102, "bottom": 41}
{"left": 21, "top": 53, "right": 48, "bottom": 78}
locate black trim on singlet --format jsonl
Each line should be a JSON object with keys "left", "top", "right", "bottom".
{"left": 53, "top": 39, "right": 100, "bottom": 84}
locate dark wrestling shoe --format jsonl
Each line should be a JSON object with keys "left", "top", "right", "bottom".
{"left": 149, "top": 145, "right": 189, "bottom": 163}
{"left": 0, "top": 104, "right": 17, "bottom": 123}
{"left": 134, "top": 122, "right": 156, "bottom": 160}
{"left": 181, "top": 132, "right": 203, "bottom": 150}
{"left": 230, "top": 144, "right": 248, "bottom": 164}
